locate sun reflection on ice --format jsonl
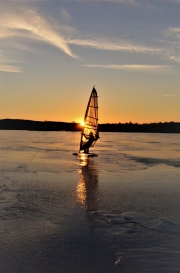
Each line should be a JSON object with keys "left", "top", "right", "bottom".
{"left": 76, "top": 155, "right": 99, "bottom": 210}
{"left": 79, "top": 154, "right": 89, "bottom": 167}
{"left": 77, "top": 170, "right": 87, "bottom": 206}
{"left": 76, "top": 154, "right": 88, "bottom": 205}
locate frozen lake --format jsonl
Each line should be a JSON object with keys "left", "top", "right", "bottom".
{"left": 0, "top": 130, "right": 180, "bottom": 273}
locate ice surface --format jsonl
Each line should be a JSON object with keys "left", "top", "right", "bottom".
{"left": 0, "top": 131, "right": 180, "bottom": 272}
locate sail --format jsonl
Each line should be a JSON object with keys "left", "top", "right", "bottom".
{"left": 79, "top": 87, "right": 99, "bottom": 153}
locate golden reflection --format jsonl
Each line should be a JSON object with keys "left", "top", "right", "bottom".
{"left": 77, "top": 169, "right": 87, "bottom": 205}
{"left": 79, "top": 153, "right": 89, "bottom": 167}
{"left": 76, "top": 156, "right": 98, "bottom": 210}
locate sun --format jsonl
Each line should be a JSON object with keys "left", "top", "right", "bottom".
{"left": 80, "top": 121, "right": 85, "bottom": 126}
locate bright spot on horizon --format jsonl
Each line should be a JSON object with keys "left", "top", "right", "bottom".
{"left": 80, "top": 121, "right": 85, "bottom": 126}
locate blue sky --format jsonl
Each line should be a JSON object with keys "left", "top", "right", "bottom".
{"left": 1, "top": 0, "right": 180, "bottom": 123}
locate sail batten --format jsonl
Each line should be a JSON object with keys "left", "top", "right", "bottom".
{"left": 79, "top": 87, "right": 99, "bottom": 153}
{"left": 86, "top": 116, "right": 99, "bottom": 120}
{"left": 88, "top": 106, "right": 98, "bottom": 108}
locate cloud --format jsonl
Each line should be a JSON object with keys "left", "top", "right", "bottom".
{"left": 0, "top": 62, "right": 22, "bottom": 73}
{"left": 1, "top": 2, "right": 179, "bottom": 73}
{"left": 166, "top": 27, "right": 180, "bottom": 39}
{"left": 60, "top": 8, "right": 71, "bottom": 22}
{"left": 0, "top": 50, "right": 26, "bottom": 73}
{"left": 1, "top": 9, "right": 74, "bottom": 55}
{"left": 68, "top": 37, "right": 160, "bottom": 54}
{"left": 0, "top": 4, "right": 75, "bottom": 72}
{"left": 84, "top": 64, "right": 171, "bottom": 73}
{"left": 0, "top": 66, "right": 22, "bottom": 73}
{"left": 159, "top": 27, "right": 180, "bottom": 62}
{"left": 69, "top": 31, "right": 180, "bottom": 63}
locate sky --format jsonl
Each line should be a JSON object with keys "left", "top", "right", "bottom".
{"left": 0, "top": 0, "right": 180, "bottom": 124}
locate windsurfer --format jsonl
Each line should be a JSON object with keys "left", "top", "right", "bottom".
{"left": 83, "top": 132, "right": 98, "bottom": 153}
{"left": 78, "top": 86, "right": 99, "bottom": 155}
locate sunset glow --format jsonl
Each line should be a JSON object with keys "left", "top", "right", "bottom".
{"left": 80, "top": 121, "right": 85, "bottom": 127}
{"left": 1, "top": 1, "right": 180, "bottom": 123}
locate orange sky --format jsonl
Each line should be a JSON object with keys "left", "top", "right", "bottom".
{"left": 1, "top": 1, "right": 180, "bottom": 123}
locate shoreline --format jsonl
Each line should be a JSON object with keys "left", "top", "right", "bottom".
{"left": 0, "top": 119, "right": 180, "bottom": 133}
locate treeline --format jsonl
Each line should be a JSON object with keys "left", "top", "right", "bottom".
{"left": 0, "top": 119, "right": 180, "bottom": 133}
{"left": 0, "top": 119, "right": 79, "bottom": 131}
{"left": 99, "top": 122, "right": 180, "bottom": 133}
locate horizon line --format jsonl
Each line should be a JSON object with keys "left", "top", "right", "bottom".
{"left": 0, "top": 118, "right": 179, "bottom": 125}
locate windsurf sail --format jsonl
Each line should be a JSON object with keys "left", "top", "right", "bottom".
{"left": 79, "top": 86, "right": 99, "bottom": 153}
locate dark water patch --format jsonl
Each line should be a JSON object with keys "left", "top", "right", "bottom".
{"left": 125, "top": 155, "right": 180, "bottom": 168}
{"left": 86, "top": 210, "right": 178, "bottom": 235}
{"left": 85, "top": 209, "right": 180, "bottom": 243}
{"left": 85, "top": 210, "right": 180, "bottom": 272}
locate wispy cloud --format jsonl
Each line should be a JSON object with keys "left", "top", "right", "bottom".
{"left": 68, "top": 26, "right": 180, "bottom": 63}
{"left": 162, "top": 95, "right": 180, "bottom": 104}
{"left": 84, "top": 64, "right": 171, "bottom": 73}
{"left": 68, "top": 37, "right": 160, "bottom": 54}
{"left": 0, "top": 4, "right": 75, "bottom": 72}
{"left": 0, "top": 55, "right": 23, "bottom": 73}
{"left": 166, "top": 27, "right": 180, "bottom": 39}
{"left": 1, "top": 2, "right": 179, "bottom": 73}
{"left": 68, "top": 31, "right": 180, "bottom": 63}
{"left": 159, "top": 27, "right": 180, "bottom": 62}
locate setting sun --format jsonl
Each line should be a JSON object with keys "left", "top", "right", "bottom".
{"left": 80, "top": 121, "right": 85, "bottom": 126}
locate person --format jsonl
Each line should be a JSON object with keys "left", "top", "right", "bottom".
{"left": 83, "top": 132, "right": 96, "bottom": 153}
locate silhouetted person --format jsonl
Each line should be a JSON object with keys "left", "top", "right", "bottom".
{"left": 83, "top": 132, "right": 98, "bottom": 153}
